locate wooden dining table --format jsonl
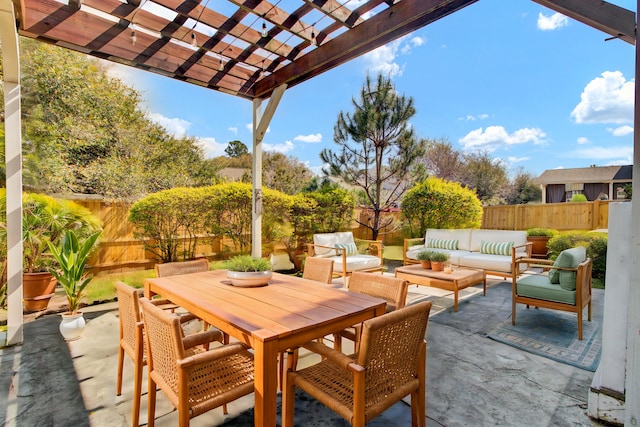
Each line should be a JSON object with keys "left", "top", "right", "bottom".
{"left": 144, "top": 270, "right": 387, "bottom": 427}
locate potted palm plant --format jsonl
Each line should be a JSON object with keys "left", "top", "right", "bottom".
{"left": 47, "top": 229, "right": 101, "bottom": 341}
{"left": 18, "top": 192, "right": 102, "bottom": 312}
{"left": 224, "top": 255, "right": 272, "bottom": 287}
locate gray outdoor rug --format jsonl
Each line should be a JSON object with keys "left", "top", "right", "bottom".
{"left": 487, "top": 303, "right": 602, "bottom": 371}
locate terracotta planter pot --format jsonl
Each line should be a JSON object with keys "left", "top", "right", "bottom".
{"left": 528, "top": 236, "right": 551, "bottom": 258}
{"left": 23, "top": 272, "right": 57, "bottom": 312}
{"left": 420, "top": 260, "right": 431, "bottom": 269}
{"left": 431, "top": 261, "right": 444, "bottom": 272}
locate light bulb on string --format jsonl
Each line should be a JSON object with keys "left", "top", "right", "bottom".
{"left": 130, "top": 24, "right": 137, "bottom": 45}
{"left": 262, "top": 22, "right": 268, "bottom": 37}
{"left": 218, "top": 57, "right": 224, "bottom": 71}
{"left": 191, "top": 32, "right": 197, "bottom": 48}
{"left": 311, "top": 30, "right": 317, "bottom": 46}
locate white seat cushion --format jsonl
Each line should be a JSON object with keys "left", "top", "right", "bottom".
{"left": 458, "top": 253, "right": 512, "bottom": 273}
{"left": 329, "top": 254, "right": 381, "bottom": 273}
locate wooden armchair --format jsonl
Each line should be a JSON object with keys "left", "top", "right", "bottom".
{"left": 283, "top": 301, "right": 432, "bottom": 427}
{"left": 334, "top": 272, "right": 409, "bottom": 352}
{"left": 307, "top": 232, "right": 383, "bottom": 281}
{"left": 139, "top": 297, "right": 254, "bottom": 427}
{"left": 115, "top": 281, "right": 198, "bottom": 427}
{"left": 512, "top": 247, "right": 592, "bottom": 340}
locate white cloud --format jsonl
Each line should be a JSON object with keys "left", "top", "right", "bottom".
{"left": 263, "top": 140, "right": 295, "bottom": 154}
{"left": 362, "top": 34, "right": 425, "bottom": 78}
{"left": 571, "top": 71, "right": 634, "bottom": 124}
{"left": 228, "top": 126, "right": 238, "bottom": 135}
{"left": 459, "top": 114, "right": 489, "bottom": 121}
{"left": 572, "top": 145, "right": 633, "bottom": 161}
{"left": 147, "top": 112, "right": 191, "bottom": 137}
{"left": 609, "top": 125, "right": 634, "bottom": 136}
{"left": 577, "top": 137, "right": 589, "bottom": 144}
{"left": 537, "top": 12, "right": 569, "bottom": 31}
{"left": 294, "top": 133, "right": 322, "bottom": 143}
{"left": 507, "top": 156, "right": 529, "bottom": 163}
{"left": 459, "top": 126, "right": 547, "bottom": 152}
{"left": 197, "top": 137, "right": 227, "bottom": 158}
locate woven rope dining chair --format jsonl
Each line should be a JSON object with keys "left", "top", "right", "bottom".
{"left": 139, "top": 297, "right": 255, "bottom": 427}
{"left": 302, "top": 257, "right": 335, "bottom": 284}
{"left": 155, "top": 258, "right": 209, "bottom": 277}
{"left": 115, "top": 281, "right": 199, "bottom": 427}
{"left": 283, "top": 301, "right": 432, "bottom": 427}
{"left": 334, "top": 272, "right": 409, "bottom": 352}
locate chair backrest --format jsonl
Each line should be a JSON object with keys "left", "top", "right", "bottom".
{"left": 357, "top": 301, "right": 432, "bottom": 394}
{"left": 155, "top": 258, "right": 209, "bottom": 277}
{"left": 116, "top": 281, "right": 143, "bottom": 353}
{"left": 303, "top": 257, "right": 334, "bottom": 284}
{"left": 139, "top": 297, "right": 185, "bottom": 394}
{"left": 348, "top": 272, "right": 409, "bottom": 312}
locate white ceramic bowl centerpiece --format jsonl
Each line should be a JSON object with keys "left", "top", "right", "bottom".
{"left": 224, "top": 255, "right": 272, "bottom": 287}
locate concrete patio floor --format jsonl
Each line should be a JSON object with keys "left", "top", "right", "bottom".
{"left": 0, "top": 276, "right": 608, "bottom": 426}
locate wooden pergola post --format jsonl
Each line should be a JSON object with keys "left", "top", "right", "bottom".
{"left": 0, "top": 0, "right": 24, "bottom": 346}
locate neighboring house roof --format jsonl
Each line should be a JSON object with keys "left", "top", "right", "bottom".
{"left": 219, "top": 167, "right": 249, "bottom": 182}
{"left": 534, "top": 165, "right": 632, "bottom": 185}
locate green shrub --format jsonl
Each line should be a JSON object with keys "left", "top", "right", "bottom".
{"left": 429, "top": 252, "right": 449, "bottom": 262}
{"left": 569, "top": 194, "right": 588, "bottom": 202}
{"left": 401, "top": 177, "right": 482, "bottom": 237}
{"left": 416, "top": 250, "right": 434, "bottom": 261}
{"left": 547, "top": 231, "right": 607, "bottom": 281}
{"left": 526, "top": 227, "right": 557, "bottom": 237}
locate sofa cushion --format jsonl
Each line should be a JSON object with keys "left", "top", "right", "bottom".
{"left": 458, "top": 253, "right": 513, "bottom": 274}
{"left": 427, "top": 238, "right": 459, "bottom": 250}
{"left": 313, "top": 232, "right": 355, "bottom": 256}
{"left": 469, "top": 230, "right": 527, "bottom": 254}
{"left": 480, "top": 240, "right": 514, "bottom": 256}
{"left": 516, "top": 275, "right": 576, "bottom": 305}
{"left": 425, "top": 229, "right": 472, "bottom": 251}
{"left": 549, "top": 247, "right": 586, "bottom": 287}
{"left": 330, "top": 254, "right": 381, "bottom": 273}
{"left": 335, "top": 242, "right": 357, "bottom": 256}
{"left": 406, "top": 248, "right": 470, "bottom": 265}
{"left": 270, "top": 253, "right": 294, "bottom": 271}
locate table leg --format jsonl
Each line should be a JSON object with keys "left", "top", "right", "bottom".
{"left": 253, "top": 339, "right": 279, "bottom": 427}
{"left": 453, "top": 280, "right": 459, "bottom": 312}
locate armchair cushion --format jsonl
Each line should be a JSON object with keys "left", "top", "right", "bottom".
{"left": 549, "top": 247, "right": 586, "bottom": 287}
{"left": 335, "top": 242, "right": 357, "bottom": 256}
{"left": 516, "top": 275, "right": 576, "bottom": 305}
{"left": 330, "top": 254, "right": 382, "bottom": 273}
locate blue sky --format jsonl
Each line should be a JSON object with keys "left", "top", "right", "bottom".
{"left": 108, "top": 0, "right": 636, "bottom": 179}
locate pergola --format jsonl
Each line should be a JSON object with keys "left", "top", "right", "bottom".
{"left": 1, "top": 0, "right": 638, "bottom": 424}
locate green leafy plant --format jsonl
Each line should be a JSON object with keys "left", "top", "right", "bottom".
{"left": 526, "top": 228, "right": 557, "bottom": 237}
{"left": 429, "top": 252, "right": 449, "bottom": 262}
{"left": 569, "top": 194, "right": 588, "bottom": 202}
{"left": 547, "top": 231, "right": 607, "bottom": 282}
{"left": 223, "top": 255, "right": 271, "bottom": 272}
{"left": 47, "top": 230, "right": 102, "bottom": 314}
{"left": 416, "top": 250, "right": 435, "bottom": 261}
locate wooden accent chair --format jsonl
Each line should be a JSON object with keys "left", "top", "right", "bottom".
{"left": 302, "top": 256, "right": 335, "bottom": 284}
{"left": 115, "top": 281, "right": 198, "bottom": 427}
{"left": 334, "top": 272, "right": 409, "bottom": 352}
{"left": 283, "top": 301, "right": 432, "bottom": 427}
{"left": 154, "top": 258, "right": 209, "bottom": 277}
{"left": 512, "top": 247, "right": 592, "bottom": 340}
{"left": 139, "top": 297, "right": 254, "bottom": 427}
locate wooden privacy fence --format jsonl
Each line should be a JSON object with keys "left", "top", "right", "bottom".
{"left": 75, "top": 198, "right": 617, "bottom": 274}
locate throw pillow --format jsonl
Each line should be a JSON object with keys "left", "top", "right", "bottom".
{"left": 479, "top": 240, "right": 514, "bottom": 256}
{"left": 549, "top": 246, "right": 586, "bottom": 286}
{"left": 335, "top": 242, "right": 357, "bottom": 256}
{"left": 427, "top": 238, "right": 459, "bottom": 250}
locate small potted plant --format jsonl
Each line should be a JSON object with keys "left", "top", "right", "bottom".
{"left": 224, "top": 255, "right": 272, "bottom": 287}
{"left": 429, "top": 252, "right": 449, "bottom": 272}
{"left": 526, "top": 228, "right": 557, "bottom": 259}
{"left": 416, "top": 250, "right": 434, "bottom": 269}
{"left": 47, "top": 229, "right": 101, "bottom": 341}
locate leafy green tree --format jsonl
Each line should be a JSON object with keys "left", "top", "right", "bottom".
{"left": 504, "top": 168, "right": 542, "bottom": 204}
{"left": 225, "top": 140, "right": 249, "bottom": 157}
{"left": 459, "top": 151, "right": 508, "bottom": 203}
{"left": 321, "top": 73, "right": 425, "bottom": 239}
{"left": 401, "top": 177, "right": 482, "bottom": 237}
{"left": 263, "top": 152, "right": 313, "bottom": 194}
{"left": 421, "top": 138, "right": 464, "bottom": 181}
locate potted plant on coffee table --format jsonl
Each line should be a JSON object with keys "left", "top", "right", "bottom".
{"left": 416, "top": 250, "right": 434, "bottom": 269}
{"left": 429, "top": 252, "right": 449, "bottom": 272}
{"left": 224, "top": 255, "right": 272, "bottom": 287}
{"left": 47, "top": 230, "right": 101, "bottom": 341}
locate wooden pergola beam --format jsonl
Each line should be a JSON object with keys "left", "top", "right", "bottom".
{"left": 533, "top": 0, "right": 636, "bottom": 45}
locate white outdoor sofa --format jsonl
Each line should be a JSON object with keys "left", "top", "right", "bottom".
{"left": 307, "top": 232, "right": 383, "bottom": 281}
{"left": 404, "top": 228, "right": 532, "bottom": 278}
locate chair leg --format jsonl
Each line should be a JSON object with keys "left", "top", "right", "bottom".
{"left": 282, "top": 351, "right": 297, "bottom": 427}
{"left": 116, "top": 345, "right": 124, "bottom": 396}
{"left": 132, "top": 358, "right": 143, "bottom": 427}
{"left": 577, "top": 310, "right": 583, "bottom": 341}
{"left": 588, "top": 300, "right": 592, "bottom": 322}
{"left": 512, "top": 301, "right": 516, "bottom": 326}
{"left": 147, "top": 377, "right": 156, "bottom": 427}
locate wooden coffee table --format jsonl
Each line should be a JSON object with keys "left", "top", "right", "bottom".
{"left": 395, "top": 264, "right": 486, "bottom": 312}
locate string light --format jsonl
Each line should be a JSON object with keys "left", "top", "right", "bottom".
{"left": 130, "top": 23, "right": 137, "bottom": 45}
{"left": 218, "top": 56, "right": 224, "bottom": 71}
{"left": 262, "top": 21, "right": 268, "bottom": 37}
{"left": 310, "top": 30, "right": 317, "bottom": 46}
{"left": 260, "top": 60, "right": 265, "bottom": 77}
{"left": 191, "top": 32, "right": 197, "bottom": 48}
